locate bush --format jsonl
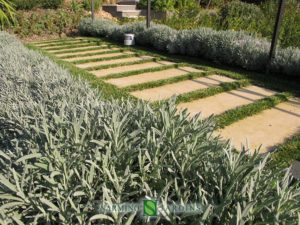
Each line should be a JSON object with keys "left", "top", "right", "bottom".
{"left": 219, "top": 1, "right": 264, "bottom": 33}
{"left": 160, "top": 5, "right": 219, "bottom": 30}
{"left": 260, "top": 0, "right": 300, "bottom": 48}
{"left": 40, "top": 0, "right": 63, "bottom": 9}
{"left": 138, "top": 0, "right": 176, "bottom": 11}
{"left": 79, "top": 18, "right": 300, "bottom": 77}
{"left": 138, "top": 0, "right": 198, "bottom": 11}
{"left": 83, "top": 0, "right": 102, "bottom": 11}
{"left": 168, "top": 28, "right": 270, "bottom": 70}
{"left": 1, "top": 31, "right": 300, "bottom": 224}
{"left": 12, "top": 0, "right": 63, "bottom": 10}
{"left": 8, "top": 8, "right": 84, "bottom": 37}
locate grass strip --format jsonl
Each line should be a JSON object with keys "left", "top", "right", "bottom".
{"left": 271, "top": 133, "right": 300, "bottom": 168}
{"left": 215, "top": 92, "right": 291, "bottom": 129}
{"left": 85, "top": 58, "right": 160, "bottom": 71}
{"left": 61, "top": 49, "right": 123, "bottom": 59}
{"left": 51, "top": 45, "right": 116, "bottom": 55}
{"left": 123, "top": 71, "right": 213, "bottom": 92}
{"left": 175, "top": 79, "right": 250, "bottom": 104}
{"left": 72, "top": 53, "right": 139, "bottom": 65}
{"left": 43, "top": 42, "right": 105, "bottom": 51}
{"left": 26, "top": 44, "right": 131, "bottom": 100}
{"left": 36, "top": 39, "right": 101, "bottom": 48}
{"left": 101, "top": 63, "right": 181, "bottom": 79}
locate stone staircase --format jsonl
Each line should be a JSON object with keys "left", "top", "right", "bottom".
{"left": 102, "top": 0, "right": 145, "bottom": 18}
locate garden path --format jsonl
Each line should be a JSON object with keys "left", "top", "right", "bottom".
{"left": 32, "top": 38, "right": 300, "bottom": 153}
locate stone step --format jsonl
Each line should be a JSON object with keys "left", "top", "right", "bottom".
{"left": 117, "top": 0, "right": 139, "bottom": 5}
{"left": 77, "top": 55, "right": 150, "bottom": 69}
{"left": 57, "top": 48, "right": 120, "bottom": 58}
{"left": 45, "top": 43, "right": 106, "bottom": 52}
{"left": 120, "top": 10, "right": 144, "bottom": 18}
{"left": 36, "top": 39, "right": 91, "bottom": 47}
{"left": 48, "top": 45, "right": 108, "bottom": 54}
{"left": 107, "top": 67, "right": 202, "bottom": 88}
{"left": 31, "top": 37, "right": 83, "bottom": 45}
{"left": 220, "top": 98, "right": 300, "bottom": 153}
{"left": 131, "top": 74, "right": 234, "bottom": 101}
{"left": 42, "top": 43, "right": 100, "bottom": 51}
{"left": 178, "top": 85, "right": 276, "bottom": 118}
{"left": 66, "top": 51, "right": 133, "bottom": 62}
{"left": 102, "top": 4, "right": 136, "bottom": 14}
{"left": 92, "top": 61, "right": 174, "bottom": 78}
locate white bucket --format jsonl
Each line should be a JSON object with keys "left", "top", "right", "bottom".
{"left": 124, "top": 34, "right": 135, "bottom": 46}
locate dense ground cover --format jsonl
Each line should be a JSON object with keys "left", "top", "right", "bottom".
{"left": 1, "top": 32, "right": 300, "bottom": 224}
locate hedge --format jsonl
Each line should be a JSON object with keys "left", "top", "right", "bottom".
{"left": 79, "top": 18, "right": 300, "bottom": 77}
{"left": 11, "top": 0, "right": 63, "bottom": 10}
{"left": 1, "top": 31, "right": 300, "bottom": 224}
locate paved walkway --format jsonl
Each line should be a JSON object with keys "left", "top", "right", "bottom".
{"left": 33, "top": 38, "right": 300, "bottom": 153}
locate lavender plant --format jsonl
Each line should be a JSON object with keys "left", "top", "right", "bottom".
{"left": 79, "top": 18, "right": 300, "bottom": 77}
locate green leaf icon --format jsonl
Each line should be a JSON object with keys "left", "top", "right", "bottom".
{"left": 143, "top": 200, "right": 157, "bottom": 217}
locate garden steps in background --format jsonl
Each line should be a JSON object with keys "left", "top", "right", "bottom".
{"left": 130, "top": 75, "right": 234, "bottom": 101}
{"left": 57, "top": 48, "right": 120, "bottom": 58}
{"left": 92, "top": 61, "right": 175, "bottom": 78}
{"left": 77, "top": 55, "right": 153, "bottom": 69}
{"left": 220, "top": 98, "right": 300, "bottom": 153}
{"left": 65, "top": 51, "right": 133, "bottom": 63}
{"left": 47, "top": 45, "right": 109, "bottom": 53}
{"left": 177, "top": 86, "right": 276, "bottom": 118}
{"left": 106, "top": 67, "right": 202, "bottom": 88}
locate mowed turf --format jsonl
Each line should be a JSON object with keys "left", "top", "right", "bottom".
{"left": 32, "top": 37, "right": 300, "bottom": 156}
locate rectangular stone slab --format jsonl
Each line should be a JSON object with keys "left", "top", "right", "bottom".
{"left": 33, "top": 38, "right": 85, "bottom": 46}
{"left": 56, "top": 48, "right": 120, "bottom": 58}
{"left": 92, "top": 61, "right": 175, "bottom": 78}
{"left": 42, "top": 42, "right": 104, "bottom": 50}
{"left": 107, "top": 67, "right": 202, "bottom": 88}
{"left": 47, "top": 45, "right": 108, "bottom": 53}
{"left": 219, "top": 98, "right": 300, "bottom": 153}
{"left": 131, "top": 74, "right": 234, "bottom": 101}
{"left": 77, "top": 55, "right": 152, "bottom": 69}
{"left": 66, "top": 51, "right": 132, "bottom": 62}
{"left": 36, "top": 40, "right": 88, "bottom": 47}
{"left": 178, "top": 85, "right": 276, "bottom": 117}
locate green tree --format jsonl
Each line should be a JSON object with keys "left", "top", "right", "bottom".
{"left": 0, "top": 0, "right": 15, "bottom": 29}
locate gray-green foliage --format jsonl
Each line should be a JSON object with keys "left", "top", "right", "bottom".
{"left": 79, "top": 18, "right": 300, "bottom": 77}
{"left": 1, "top": 32, "right": 300, "bottom": 224}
